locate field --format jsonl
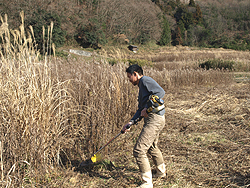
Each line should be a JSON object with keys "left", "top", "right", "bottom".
{"left": 1, "top": 14, "right": 250, "bottom": 187}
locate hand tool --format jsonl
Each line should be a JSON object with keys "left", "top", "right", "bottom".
{"left": 79, "top": 116, "right": 143, "bottom": 167}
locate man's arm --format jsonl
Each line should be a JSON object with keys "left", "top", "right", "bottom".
{"left": 144, "top": 77, "right": 165, "bottom": 99}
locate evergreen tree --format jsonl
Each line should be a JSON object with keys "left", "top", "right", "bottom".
{"left": 177, "top": 20, "right": 186, "bottom": 42}
{"left": 175, "top": 26, "right": 183, "bottom": 45}
{"left": 183, "top": 12, "right": 194, "bottom": 29}
{"left": 194, "top": 4, "right": 203, "bottom": 24}
{"left": 189, "top": 0, "right": 196, "bottom": 7}
{"left": 159, "top": 15, "right": 171, "bottom": 46}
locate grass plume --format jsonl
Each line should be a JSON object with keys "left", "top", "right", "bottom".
{"left": 0, "top": 12, "right": 81, "bottom": 186}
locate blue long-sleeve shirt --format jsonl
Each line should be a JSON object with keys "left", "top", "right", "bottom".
{"left": 131, "top": 76, "right": 165, "bottom": 121}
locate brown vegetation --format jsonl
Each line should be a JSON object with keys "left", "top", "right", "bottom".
{"left": 0, "top": 13, "right": 250, "bottom": 188}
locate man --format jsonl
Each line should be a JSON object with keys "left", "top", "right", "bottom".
{"left": 122, "top": 64, "right": 166, "bottom": 188}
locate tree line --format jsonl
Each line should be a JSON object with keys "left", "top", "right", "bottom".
{"left": 0, "top": 0, "right": 249, "bottom": 51}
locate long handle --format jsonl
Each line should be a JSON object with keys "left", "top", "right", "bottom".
{"left": 92, "top": 132, "right": 122, "bottom": 157}
{"left": 92, "top": 116, "right": 143, "bottom": 157}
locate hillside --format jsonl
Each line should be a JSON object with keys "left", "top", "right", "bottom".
{"left": 0, "top": 0, "right": 249, "bottom": 51}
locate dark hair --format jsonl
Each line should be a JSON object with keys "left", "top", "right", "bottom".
{"left": 126, "top": 64, "right": 143, "bottom": 75}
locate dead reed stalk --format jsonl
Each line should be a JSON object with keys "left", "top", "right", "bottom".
{"left": 0, "top": 12, "right": 82, "bottom": 187}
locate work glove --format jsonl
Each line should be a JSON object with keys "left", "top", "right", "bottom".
{"left": 122, "top": 122, "right": 132, "bottom": 134}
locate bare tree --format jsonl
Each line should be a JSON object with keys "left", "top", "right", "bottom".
{"left": 97, "top": 0, "right": 162, "bottom": 43}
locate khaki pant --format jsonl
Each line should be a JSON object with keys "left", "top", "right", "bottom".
{"left": 133, "top": 113, "right": 165, "bottom": 173}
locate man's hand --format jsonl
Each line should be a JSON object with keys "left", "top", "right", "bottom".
{"left": 122, "top": 122, "right": 132, "bottom": 134}
{"left": 141, "top": 108, "right": 148, "bottom": 118}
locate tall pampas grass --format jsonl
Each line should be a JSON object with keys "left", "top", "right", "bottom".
{"left": 0, "top": 12, "right": 81, "bottom": 186}
{"left": 0, "top": 12, "right": 139, "bottom": 187}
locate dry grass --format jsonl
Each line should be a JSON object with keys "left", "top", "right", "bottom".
{"left": 99, "top": 45, "right": 250, "bottom": 72}
{"left": 162, "top": 84, "right": 250, "bottom": 188}
{"left": 0, "top": 13, "right": 250, "bottom": 188}
{"left": 0, "top": 12, "right": 82, "bottom": 186}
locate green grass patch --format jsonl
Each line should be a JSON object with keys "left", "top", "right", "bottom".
{"left": 127, "top": 58, "right": 153, "bottom": 67}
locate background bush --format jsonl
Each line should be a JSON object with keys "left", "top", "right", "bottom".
{"left": 25, "top": 9, "right": 66, "bottom": 51}
{"left": 199, "top": 59, "right": 235, "bottom": 70}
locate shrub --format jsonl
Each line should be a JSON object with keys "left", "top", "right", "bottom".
{"left": 75, "top": 19, "right": 107, "bottom": 49}
{"left": 25, "top": 9, "right": 66, "bottom": 52}
{"left": 127, "top": 59, "right": 153, "bottom": 67}
{"left": 108, "top": 58, "right": 118, "bottom": 66}
{"left": 199, "top": 59, "right": 235, "bottom": 71}
{"left": 55, "top": 50, "right": 69, "bottom": 58}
